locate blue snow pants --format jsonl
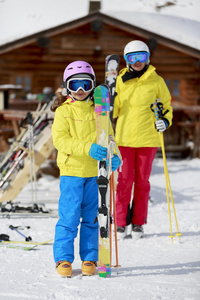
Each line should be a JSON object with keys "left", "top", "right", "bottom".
{"left": 53, "top": 176, "right": 98, "bottom": 264}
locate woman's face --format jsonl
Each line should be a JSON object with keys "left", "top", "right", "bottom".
{"left": 131, "top": 61, "right": 146, "bottom": 71}
{"left": 71, "top": 90, "right": 90, "bottom": 101}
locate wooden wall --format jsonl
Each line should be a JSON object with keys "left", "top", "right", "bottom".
{"left": 0, "top": 21, "right": 199, "bottom": 105}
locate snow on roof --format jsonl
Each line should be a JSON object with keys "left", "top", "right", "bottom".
{"left": 0, "top": 0, "right": 200, "bottom": 51}
{"left": 101, "top": 11, "right": 200, "bottom": 51}
{"left": 0, "top": 0, "right": 89, "bottom": 46}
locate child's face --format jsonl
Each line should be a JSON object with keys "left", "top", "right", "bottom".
{"left": 71, "top": 90, "right": 91, "bottom": 101}
{"left": 131, "top": 61, "right": 146, "bottom": 72}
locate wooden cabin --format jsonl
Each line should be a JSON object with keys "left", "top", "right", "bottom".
{"left": 0, "top": 9, "right": 200, "bottom": 156}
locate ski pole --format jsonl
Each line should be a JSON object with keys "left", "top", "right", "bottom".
{"left": 27, "top": 112, "right": 38, "bottom": 208}
{"left": 158, "top": 126, "right": 181, "bottom": 240}
{"left": 9, "top": 225, "right": 30, "bottom": 230}
{"left": 109, "top": 181, "right": 112, "bottom": 266}
{"left": 9, "top": 225, "right": 32, "bottom": 241}
{"left": 153, "top": 100, "right": 181, "bottom": 243}
{"left": 110, "top": 172, "right": 120, "bottom": 269}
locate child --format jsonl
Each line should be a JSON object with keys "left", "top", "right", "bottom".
{"left": 112, "top": 40, "right": 173, "bottom": 239}
{"left": 51, "top": 61, "right": 120, "bottom": 277}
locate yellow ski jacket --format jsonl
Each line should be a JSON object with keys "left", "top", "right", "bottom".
{"left": 52, "top": 97, "right": 114, "bottom": 177}
{"left": 113, "top": 65, "right": 173, "bottom": 147}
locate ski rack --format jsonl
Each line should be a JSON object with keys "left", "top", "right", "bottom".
{"left": 0, "top": 100, "right": 55, "bottom": 206}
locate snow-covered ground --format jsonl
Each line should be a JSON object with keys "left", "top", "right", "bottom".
{"left": 0, "top": 157, "right": 200, "bottom": 300}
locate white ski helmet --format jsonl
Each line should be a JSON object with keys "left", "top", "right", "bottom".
{"left": 124, "top": 40, "right": 150, "bottom": 65}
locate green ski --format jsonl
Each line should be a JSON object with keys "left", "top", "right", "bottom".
{"left": 0, "top": 244, "right": 37, "bottom": 250}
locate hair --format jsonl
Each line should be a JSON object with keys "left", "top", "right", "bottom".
{"left": 50, "top": 88, "right": 67, "bottom": 112}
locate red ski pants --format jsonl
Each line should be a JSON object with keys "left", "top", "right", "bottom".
{"left": 116, "top": 146, "right": 157, "bottom": 226}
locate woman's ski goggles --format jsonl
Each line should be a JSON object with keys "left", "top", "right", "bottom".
{"left": 67, "top": 78, "right": 94, "bottom": 93}
{"left": 124, "top": 51, "right": 150, "bottom": 64}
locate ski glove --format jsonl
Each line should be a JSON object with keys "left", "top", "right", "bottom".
{"left": 111, "top": 154, "right": 121, "bottom": 171}
{"left": 155, "top": 118, "right": 169, "bottom": 132}
{"left": 89, "top": 143, "right": 107, "bottom": 161}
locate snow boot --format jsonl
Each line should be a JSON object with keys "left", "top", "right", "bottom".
{"left": 124, "top": 224, "right": 132, "bottom": 239}
{"left": 82, "top": 261, "right": 97, "bottom": 276}
{"left": 56, "top": 261, "right": 72, "bottom": 278}
{"left": 132, "top": 224, "right": 144, "bottom": 239}
{"left": 116, "top": 226, "right": 126, "bottom": 240}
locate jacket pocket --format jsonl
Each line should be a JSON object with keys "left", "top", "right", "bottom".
{"left": 57, "top": 152, "right": 70, "bottom": 165}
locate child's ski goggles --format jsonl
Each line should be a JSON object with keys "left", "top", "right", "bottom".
{"left": 124, "top": 51, "right": 150, "bottom": 64}
{"left": 67, "top": 78, "right": 94, "bottom": 93}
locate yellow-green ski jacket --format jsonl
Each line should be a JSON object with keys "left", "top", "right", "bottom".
{"left": 52, "top": 97, "right": 114, "bottom": 177}
{"left": 113, "top": 65, "right": 173, "bottom": 147}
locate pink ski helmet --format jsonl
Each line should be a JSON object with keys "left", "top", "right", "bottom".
{"left": 63, "top": 61, "right": 96, "bottom": 83}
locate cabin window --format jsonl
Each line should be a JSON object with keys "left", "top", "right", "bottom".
{"left": 165, "top": 79, "right": 180, "bottom": 97}
{"left": 16, "top": 76, "right": 22, "bottom": 85}
{"left": 15, "top": 76, "right": 31, "bottom": 92}
{"left": 24, "top": 77, "right": 31, "bottom": 92}
{"left": 173, "top": 80, "right": 180, "bottom": 96}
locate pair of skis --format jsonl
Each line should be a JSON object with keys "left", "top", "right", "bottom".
{"left": 0, "top": 239, "right": 52, "bottom": 251}
{"left": 94, "top": 54, "right": 120, "bottom": 278}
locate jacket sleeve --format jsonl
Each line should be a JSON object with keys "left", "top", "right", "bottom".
{"left": 51, "top": 108, "right": 92, "bottom": 156}
{"left": 157, "top": 77, "right": 173, "bottom": 127}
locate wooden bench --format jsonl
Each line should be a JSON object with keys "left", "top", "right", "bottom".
{"left": 2, "top": 110, "right": 28, "bottom": 136}
{"left": 0, "top": 110, "right": 28, "bottom": 152}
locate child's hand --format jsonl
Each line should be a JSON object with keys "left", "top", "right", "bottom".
{"left": 89, "top": 143, "right": 107, "bottom": 161}
{"left": 111, "top": 154, "right": 121, "bottom": 171}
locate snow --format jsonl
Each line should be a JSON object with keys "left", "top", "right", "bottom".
{"left": 102, "top": 11, "right": 200, "bottom": 51}
{"left": 0, "top": 0, "right": 89, "bottom": 46}
{"left": 0, "top": 157, "right": 200, "bottom": 299}
{"left": 0, "top": 0, "right": 200, "bottom": 50}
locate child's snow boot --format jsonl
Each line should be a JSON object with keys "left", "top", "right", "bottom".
{"left": 82, "top": 261, "right": 97, "bottom": 276}
{"left": 56, "top": 261, "right": 72, "bottom": 277}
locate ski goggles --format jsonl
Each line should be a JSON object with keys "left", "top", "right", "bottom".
{"left": 124, "top": 51, "right": 150, "bottom": 64}
{"left": 67, "top": 78, "right": 94, "bottom": 93}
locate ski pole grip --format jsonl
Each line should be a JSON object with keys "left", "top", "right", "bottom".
{"left": 152, "top": 102, "right": 159, "bottom": 121}
{"left": 27, "top": 112, "right": 33, "bottom": 125}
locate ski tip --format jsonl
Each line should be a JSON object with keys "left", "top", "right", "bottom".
{"left": 106, "top": 54, "right": 120, "bottom": 60}
{"left": 94, "top": 84, "right": 110, "bottom": 98}
{"left": 95, "top": 83, "right": 109, "bottom": 89}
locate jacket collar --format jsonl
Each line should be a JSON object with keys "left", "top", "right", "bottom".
{"left": 64, "top": 95, "right": 94, "bottom": 107}
{"left": 121, "top": 65, "right": 156, "bottom": 83}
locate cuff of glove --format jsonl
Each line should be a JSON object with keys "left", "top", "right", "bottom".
{"left": 163, "top": 118, "right": 169, "bottom": 128}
